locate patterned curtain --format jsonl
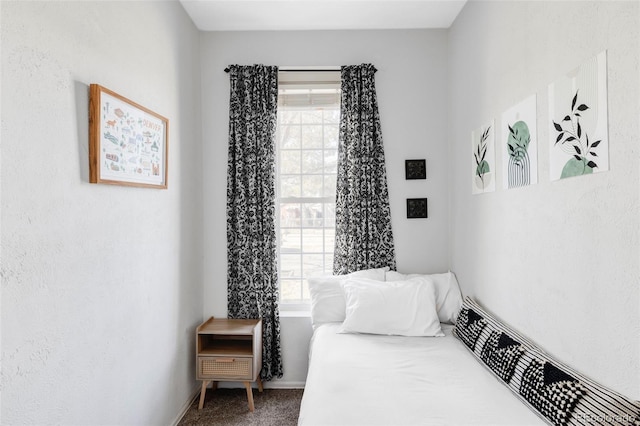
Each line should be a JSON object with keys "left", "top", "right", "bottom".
{"left": 226, "top": 64, "right": 283, "bottom": 381}
{"left": 333, "top": 64, "right": 397, "bottom": 274}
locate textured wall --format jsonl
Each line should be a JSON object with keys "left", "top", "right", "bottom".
{"left": 200, "top": 29, "right": 450, "bottom": 385}
{"left": 1, "top": 2, "right": 203, "bottom": 424}
{"left": 448, "top": 1, "right": 639, "bottom": 398}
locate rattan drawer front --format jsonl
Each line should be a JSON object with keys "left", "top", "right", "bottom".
{"left": 198, "top": 357, "right": 253, "bottom": 380}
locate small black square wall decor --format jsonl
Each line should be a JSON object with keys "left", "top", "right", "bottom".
{"left": 405, "top": 159, "right": 426, "bottom": 180}
{"left": 407, "top": 198, "right": 428, "bottom": 219}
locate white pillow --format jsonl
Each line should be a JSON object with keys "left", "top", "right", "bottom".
{"left": 308, "top": 267, "right": 388, "bottom": 329}
{"left": 385, "top": 270, "right": 463, "bottom": 324}
{"left": 339, "top": 277, "right": 444, "bottom": 337}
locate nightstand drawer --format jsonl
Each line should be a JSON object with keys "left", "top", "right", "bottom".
{"left": 198, "top": 357, "right": 253, "bottom": 380}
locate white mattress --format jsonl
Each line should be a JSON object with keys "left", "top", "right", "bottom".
{"left": 298, "top": 323, "right": 547, "bottom": 426}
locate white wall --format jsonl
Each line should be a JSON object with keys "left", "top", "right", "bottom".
{"left": 201, "top": 29, "right": 449, "bottom": 385}
{"left": 0, "top": 0, "right": 3, "bottom": 417}
{"left": 1, "top": 2, "right": 203, "bottom": 424}
{"left": 448, "top": 1, "right": 639, "bottom": 398}
{"left": 4, "top": 2, "right": 635, "bottom": 421}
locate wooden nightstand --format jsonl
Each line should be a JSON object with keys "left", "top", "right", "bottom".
{"left": 196, "top": 317, "right": 263, "bottom": 411}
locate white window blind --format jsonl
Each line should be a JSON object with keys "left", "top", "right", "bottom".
{"left": 278, "top": 69, "right": 341, "bottom": 108}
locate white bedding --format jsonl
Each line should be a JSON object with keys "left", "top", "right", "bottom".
{"left": 298, "top": 323, "right": 547, "bottom": 426}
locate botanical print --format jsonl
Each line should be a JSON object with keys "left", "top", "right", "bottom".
{"left": 549, "top": 51, "right": 608, "bottom": 180}
{"left": 99, "top": 92, "right": 166, "bottom": 185}
{"left": 502, "top": 95, "right": 538, "bottom": 189}
{"left": 471, "top": 120, "right": 495, "bottom": 194}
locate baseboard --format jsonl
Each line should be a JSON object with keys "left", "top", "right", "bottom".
{"left": 216, "top": 380, "right": 306, "bottom": 389}
{"left": 263, "top": 380, "right": 306, "bottom": 389}
{"left": 170, "top": 385, "right": 201, "bottom": 426}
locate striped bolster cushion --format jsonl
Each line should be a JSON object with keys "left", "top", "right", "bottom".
{"left": 454, "top": 297, "right": 640, "bottom": 426}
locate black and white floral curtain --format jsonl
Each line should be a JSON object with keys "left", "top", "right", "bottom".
{"left": 333, "top": 64, "right": 397, "bottom": 274}
{"left": 226, "top": 64, "right": 283, "bottom": 381}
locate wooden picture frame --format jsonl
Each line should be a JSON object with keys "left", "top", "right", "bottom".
{"left": 406, "top": 198, "right": 428, "bottom": 219}
{"left": 405, "top": 159, "right": 426, "bottom": 180}
{"left": 89, "top": 84, "right": 168, "bottom": 189}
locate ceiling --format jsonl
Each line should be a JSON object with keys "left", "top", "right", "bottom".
{"left": 178, "top": 0, "right": 467, "bottom": 31}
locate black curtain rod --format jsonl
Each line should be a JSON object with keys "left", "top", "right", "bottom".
{"left": 223, "top": 67, "right": 377, "bottom": 73}
{"left": 224, "top": 68, "right": 341, "bottom": 73}
{"left": 279, "top": 69, "right": 341, "bottom": 72}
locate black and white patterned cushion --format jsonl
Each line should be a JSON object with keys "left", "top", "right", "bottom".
{"left": 519, "top": 359, "right": 587, "bottom": 425}
{"left": 454, "top": 297, "right": 640, "bottom": 426}
{"left": 455, "top": 306, "right": 487, "bottom": 351}
{"left": 480, "top": 331, "right": 524, "bottom": 383}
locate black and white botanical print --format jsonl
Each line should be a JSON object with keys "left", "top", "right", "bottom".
{"left": 472, "top": 121, "right": 496, "bottom": 194}
{"left": 551, "top": 91, "right": 601, "bottom": 178}
{"left": 226, "top": 64, "right": 283, "bottom": 381}
{"left": 333, "top": 64, "right": 396, "bottom": 275}
{"left": 549, "top": 51, "right": 609, "bottom": 181}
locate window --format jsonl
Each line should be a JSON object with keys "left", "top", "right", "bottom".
{"left": 276, "top": 70, "right": 341, "bottom": 306}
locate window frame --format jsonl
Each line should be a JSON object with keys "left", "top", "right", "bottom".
{"left": 276, "top": 70, "right": 341, "bottom": 310}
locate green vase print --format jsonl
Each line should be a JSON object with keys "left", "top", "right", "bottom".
{"left": 507, "top": 121, "right": 531, "bottom": 188}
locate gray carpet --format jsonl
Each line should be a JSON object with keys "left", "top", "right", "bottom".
{"left": 178, "top": 388, "right": 304, "bottom": 426}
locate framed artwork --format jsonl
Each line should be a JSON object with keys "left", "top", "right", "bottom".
{"left": 549, "top": 50, "right": 608, "bottom": 181}
{"left": 89, "top": 84, "right": 169, "bottom": 188}
{"left": 405, "top": 159, "right": 426, "bottom": 180}
{"left": 502, "top": 94, "right": 538, "bottom": 189}
{"left": 471, "top": 120, "right": 496, "bottom": 194}
{"left": 406, "top": 198, "right": 428, "bottom": 219}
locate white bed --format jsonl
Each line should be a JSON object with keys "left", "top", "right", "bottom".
{"left": 300, "top": 269, "right": 640, "bottom": 426}
{"left": 298, "top": 323, "right": 546, "bottom": 426}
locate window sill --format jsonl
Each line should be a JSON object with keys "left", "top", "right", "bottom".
{"left": 280, "top": 310, "right": 311, "bottom": 318}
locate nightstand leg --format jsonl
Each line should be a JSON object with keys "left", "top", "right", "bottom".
{"left": 198, "top": 380, "right": 210, "bottom": 410}
{"left": 257, "top": 376, "right": 263, "bottom": 392}
{"left": 244, "top": 381, "right": 255, "bottom": 412}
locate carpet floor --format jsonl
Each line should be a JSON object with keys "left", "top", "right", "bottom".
{"left": 178, "top": 388, "right": 304, "bottom": 426}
